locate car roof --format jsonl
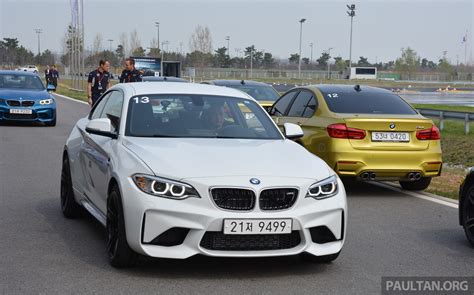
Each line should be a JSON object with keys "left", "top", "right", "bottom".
{"left": 112, "top": 82, "right": 256, "bottom": 101}
{"left": 207, "top": 80, "right": 271, "bottom": 87}
{"left": 306, "top": 84, "right": 393, "bottom": 94}
{"left": 0, "top": 70, "right": 39, "bottom": 76}
{"left": 142, "top": 76, "right": 188, "bottom": 82}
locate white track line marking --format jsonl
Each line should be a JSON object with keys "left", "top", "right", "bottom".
{"left": 53, "top": 93, "right": 88, "bottom": 105}
{"left": 373, "top": 182, "right": 458, "bottom": 209}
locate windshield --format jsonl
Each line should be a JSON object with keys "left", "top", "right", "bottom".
{"left": 320, "top": 90, "right": 417, "bottom": 114}
{"left": 0, "top": 74, "right": 45, "bottom": 90}
{"left": 125, "top": 94, "right": 283, "bottom": 139}
{"left": 227, "top": 85, "right": 280, "bottom": 102}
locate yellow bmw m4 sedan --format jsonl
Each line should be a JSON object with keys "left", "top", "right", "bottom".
{"left": 270, "top": 84, "right": 442, "bottom": 191}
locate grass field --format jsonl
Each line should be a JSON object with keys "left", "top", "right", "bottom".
{"left": 412, "top": 103, "right": 474, "bottom": 113}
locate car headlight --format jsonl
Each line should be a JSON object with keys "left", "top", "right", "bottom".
{"left": 39, "top": 98, "right": 54, "bottom": 105}
{"left": 306, "top": 175, "right": 338, "bottom": 199}
{"left": 132, "top": 174, "right": 200, "bottom": 200}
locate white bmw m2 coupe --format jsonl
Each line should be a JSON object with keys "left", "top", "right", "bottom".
{"left": 61, "top": 82, "right": 347, "bottom": 267}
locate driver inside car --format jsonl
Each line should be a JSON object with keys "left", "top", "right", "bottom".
{"left": 201, "top": 105, "right": 226, "bottom": 130}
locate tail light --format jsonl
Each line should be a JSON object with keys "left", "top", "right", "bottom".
{"left": 327, "top": 123, "right": 366, "bottom": 140}
{"left": 416, "top": 125, "right": 441, "bottom": 140}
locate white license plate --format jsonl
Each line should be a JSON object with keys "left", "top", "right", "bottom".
{"left": 9, "top": 109, "right": 32, "bottom": 114}
{"left": 223, "top": 219, "right": 292, "bottom": 235}
{"left": 371, "top": 132, "right": 409, "bottom": 142}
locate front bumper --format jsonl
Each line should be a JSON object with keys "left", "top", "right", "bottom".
{"left": 120, "top": 176, "right": 347, "bottom": 259}
{"left": 0, "top": 105, "right": 56, "bottom": 123}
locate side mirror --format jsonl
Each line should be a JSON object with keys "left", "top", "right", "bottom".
{"left": 283, "top": 122, "right": 304, "bottom": 139}
{"left": 85, "top": 118, "right": 118, "bottom": 139}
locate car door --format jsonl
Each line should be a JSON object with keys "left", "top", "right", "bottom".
{"left": 270, "top": 90, "right": 299, "bottom": 128}
{"left": 77, "top": 92, "right": 111, "bottom": 204}
{"left": 81, "top": 90, "right": 124, "bottom": 213}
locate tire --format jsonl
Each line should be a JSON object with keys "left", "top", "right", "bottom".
{"left": 399, "top": 177, "right": 432, "bottom": 191}
{"left": 300, "top": 251, "right": 340, "bottom": 263}
{"left": 45, "top": 117, "right": 56, "bottom": 127}
{"left": 462, "top": 185, "right": 474, "bottom": 247}
{"left": 60, "top": 155, "right": 83, "bottom": 218}
{"left": 107, "top": 187, "right": 138, "bottom": 268}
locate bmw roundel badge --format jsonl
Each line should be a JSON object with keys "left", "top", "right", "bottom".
{"left": 249, "top": 178, "right": 261, "bottom": 185}
{"left": 389, "top": 123, "right": 396, "bottom": 129}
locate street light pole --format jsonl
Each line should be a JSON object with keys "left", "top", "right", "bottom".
{"left": 250, "top": 48, "right": 253, "bottom": 78}
{"left": 155, "top": 22, "right": 160, "bottom": 51}
{"left": 34, "top": 28, "right": 42, "bottom": 55}
{"left": 346, "top": 4, "right": 356, "bottom": 79}
{"left": 298, "top": 18, "right": 306, "bottom": 80}
{"left": 326, "top": 47, "right": 333, "bottom": 79}
{"left": 309, "top": 42, "right": 314, "bottom": 64}
{"left": 225, "top": 36, "right": 230, "bottom": 57}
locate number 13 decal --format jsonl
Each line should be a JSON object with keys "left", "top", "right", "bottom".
{"left": 133, "top": 96, "right": 150, "bottom": 103}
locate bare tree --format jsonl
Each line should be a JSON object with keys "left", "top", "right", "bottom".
{"left": 189, "top": 25, "right": 213, "bottom": 53}
{"left": 129, "top": 30, "right": 141, "bottom": 56}
{"left": 92, "top": 33, "right": 103, "bottom": 54}
{"left": 119, "top": 32, "right": 129, "bottom": 57}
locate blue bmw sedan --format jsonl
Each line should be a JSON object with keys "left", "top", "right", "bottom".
{"left": 0, "top": 71, "right": 56, "bottom": 126}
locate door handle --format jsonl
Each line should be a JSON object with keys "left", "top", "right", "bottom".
{"left": 297, "top": 122, "right": 303, "bottom": 126}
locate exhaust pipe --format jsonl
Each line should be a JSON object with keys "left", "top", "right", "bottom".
{"left": 370, "top": 172, "right": 376, "bottom": 180}
{"left": 361, "top": 172, "right": 370, "bottom": 180}
{"left": 414, "top": 172, "right": 421, "bottom": 180}
{"left": 407, "top": 172, "right": 415, "bottom": 180}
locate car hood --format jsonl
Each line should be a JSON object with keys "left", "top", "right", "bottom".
{"left": 0, "top": 89, "right": 49, "bottom": 100}
{"left": 122, "top": 137, "right": 332, "bottom": 180}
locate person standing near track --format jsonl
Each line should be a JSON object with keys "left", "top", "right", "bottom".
{"left": 44, "top": 65, "right": 50, "bottom": 86}
{"left": 49, "top": 64, "right": 59, "bottom": 91}
{"left": 119, "top": 58, "right": 142, "bottom": 83}
{"left": 87, "top": 60, "right": 111, "bottom": 106}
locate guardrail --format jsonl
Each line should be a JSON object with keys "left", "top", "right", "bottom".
{"left": 417, "top": 108, "right": 474, "bottom": 134}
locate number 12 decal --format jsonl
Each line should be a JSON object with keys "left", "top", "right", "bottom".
{"left": 327, "top": 93, "right": 339, "bottom": 98}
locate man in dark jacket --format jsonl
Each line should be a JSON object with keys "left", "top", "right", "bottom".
{"left": 87, "top": 60, "right": 111, "bottom": 106}
{"left": 119, "top": 58, "right": 142, "bottom": 83}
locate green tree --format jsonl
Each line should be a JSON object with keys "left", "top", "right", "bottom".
{"left": 316, "top": 52, "right": 331, "bottom": 66}
{"left": 213, "top": 46, "right": 231, "bottom": 68}
{"left": 147, "top": 47, "right": 161, "bottom": 58}
{"left": 302, "top": 57, "right": 310, "bottom": 65}
{"left": 438, "top": 56, "right": 454, "bottom": 80}
{"left": 115, "top": 44, "right": 125, "bottom": 60}
{"left": 35, "top": 49, "right": 55, "bottom": 65}
{"left": 395, "top": 47, "right": 420, "bottom": 79}
{"left": 262, "top": 52, "right": 275, "bottom": 68}
{"left": 334, "top": 56, "right": 348, "bottom": 72}
{"left": 288, "top": 53, "right": 300, "bottom": 64}
{"left": 131, "top": 46, "right": 145, "bottom": 57}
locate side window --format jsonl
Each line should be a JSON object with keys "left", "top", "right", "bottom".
{"left": 100, "top": 91, "right": 124, "bottom": 132}
{"left": 90, "top": 92, "right": 111, "bottom": 120}
{"left": 271, "top": 91, "right": 298, "bottom": 117}
{"left": 302, "top": 96, "right": 318, "bottom": 118}
{"left": 287, "top": 91, "right": 313, "bottom": 117}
